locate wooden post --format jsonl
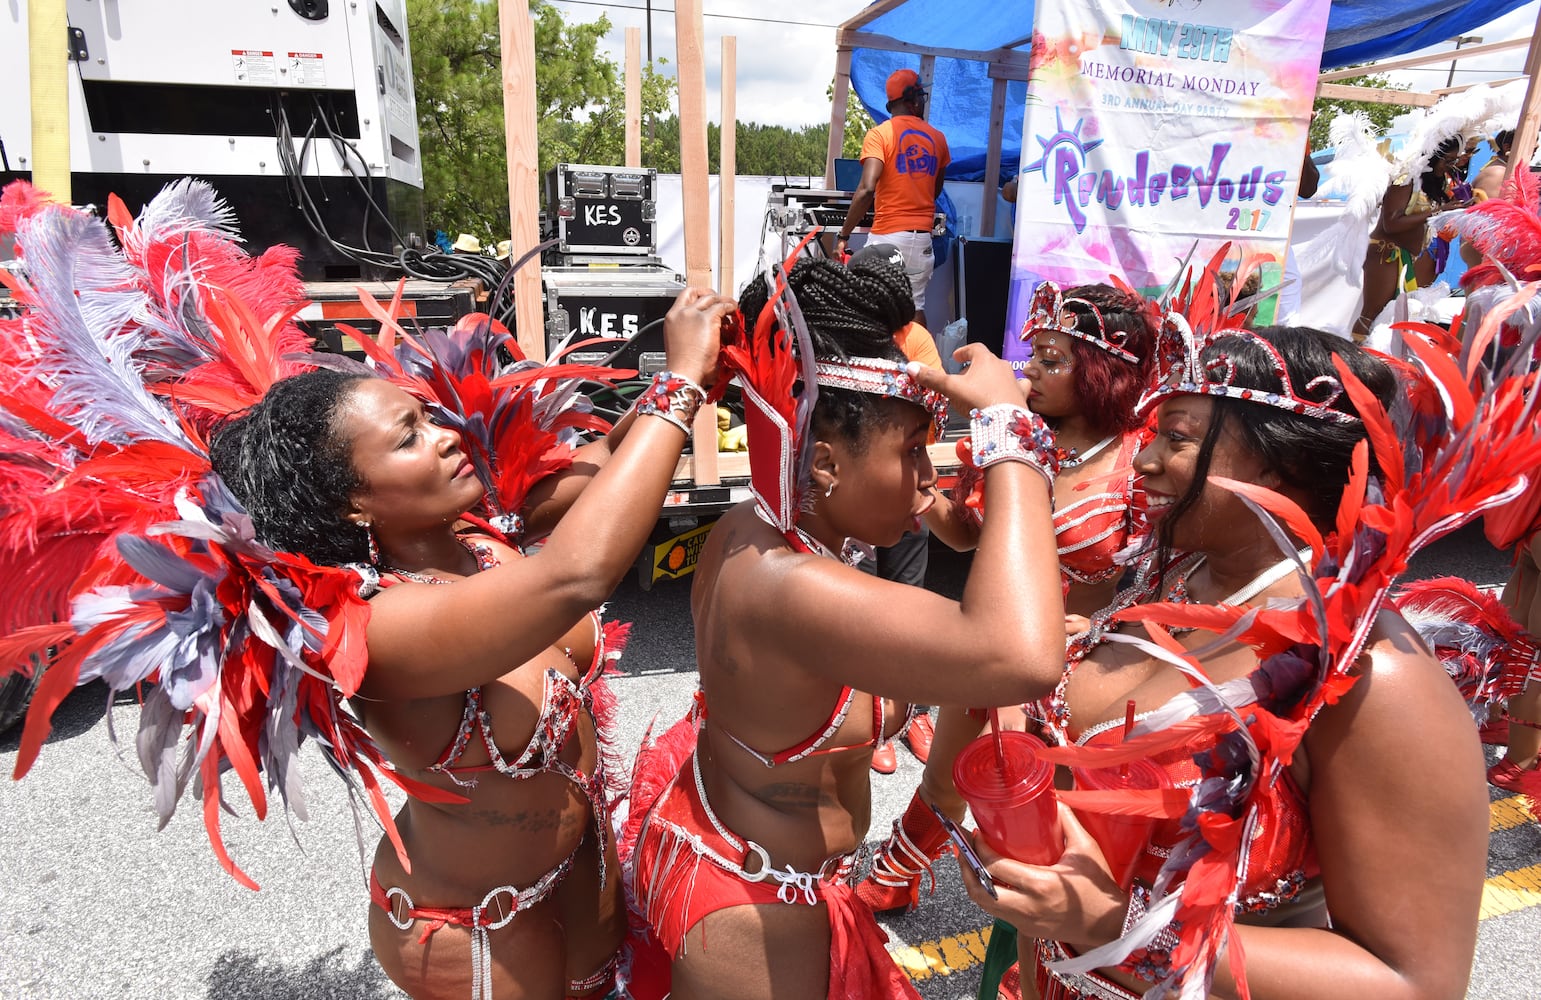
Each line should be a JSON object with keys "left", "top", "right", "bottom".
{"left": 625, "top": 28, "right": 642, "bottom": 168}
{"left": 919, "top": 54, "right": 937, "bottom": 119}
{"left": 1505, "top": 5, "right": 1541, "bottom": 186}
{"left": 499, "top": 0, "right": 544, "bottom": 360}
{"left": 980, "top": 76, "right": 1008, "bottom": 237}
{"left": 719, "top": 36, "right": 737, "bottom": 296}
{"left": 673, "top": 0, "right": 719, "bottom": 484}
{"left": 825, "top": 48, "right": 854, "bottom": 188}
{"left": 28, "top": 0, "right": 70, "bottom": 202}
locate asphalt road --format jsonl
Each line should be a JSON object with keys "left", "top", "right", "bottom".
{"left": 1, "top": 523, "right": 1536, "bottom": 1000}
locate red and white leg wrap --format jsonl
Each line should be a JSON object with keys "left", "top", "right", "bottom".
{"left": 856, "top": 791, "right": 953, "bottom": 914}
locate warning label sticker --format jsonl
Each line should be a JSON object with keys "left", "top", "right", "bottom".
{"left": 231, "top": 50, "right": 277, "bottom": 85}
{"left": 288, "top": 51, "right": 327, "bottom": 86}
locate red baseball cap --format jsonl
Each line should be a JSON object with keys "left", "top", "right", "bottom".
{"left": 885, "top": 69, "right": 923, "bottom": 101}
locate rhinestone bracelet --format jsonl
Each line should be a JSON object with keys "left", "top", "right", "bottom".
{"left": 635, "top": 370, "right": 707, "bottom": 436}
{"left": 968, "top": 403, "right": 1059, "bottom": 490}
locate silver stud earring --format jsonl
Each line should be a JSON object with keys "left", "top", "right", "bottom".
{"left": 824, "top": 481, "right": 836, "bottom": 498}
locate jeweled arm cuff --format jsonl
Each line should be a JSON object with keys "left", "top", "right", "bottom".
{"left": 969, "top": 404, "right": 1060, "bottom": 490}
{"left": 635, "top": 370, "right": 707, "bottom": 436}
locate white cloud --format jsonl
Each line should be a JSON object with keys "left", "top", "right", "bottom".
{"left": 1380, "top": 0, "right": 1539, "bottom": 94}
{"left": 548, "top": 0, "right": 871, "bottom": 129}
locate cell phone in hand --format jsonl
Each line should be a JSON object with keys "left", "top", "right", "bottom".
{"left": 928, "top": 803, "right": 998, "bottom": 900}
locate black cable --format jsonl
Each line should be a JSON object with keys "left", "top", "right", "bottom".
{"left": 312, "top": 95, "right": 409, "bottom": 252}
{"left": 270, "top": 96, "right": 551, "bottom": 332}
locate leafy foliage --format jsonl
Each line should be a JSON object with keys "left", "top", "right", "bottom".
{"left": 833, "top": 83, "right": 876, "bottom": 160}
{"left": 406, "top": 0, "right": 673, "bottom": 241}
{"left": 646, "top": 117, "right": 833, "bottom": 177}
{"left": 407, "top": 0, "right": 851, "bottom": 240}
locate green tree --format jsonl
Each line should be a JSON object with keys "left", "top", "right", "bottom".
{"left": 551, "top": 62, "right": 676, "bottom": 168}
{"left": 829, "top": 83, "right": 875, "bottom": 160}
{"left": 1310, "top": 71, "right": 1408, "bottom": 150}
{"left": 407, "top": 0, "right": 673, "bottom": 240}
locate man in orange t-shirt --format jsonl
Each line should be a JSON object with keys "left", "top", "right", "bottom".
{"left": 837, "top": 69, "right": 951, "bottom": 314}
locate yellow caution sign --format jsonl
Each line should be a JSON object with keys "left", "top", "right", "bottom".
{"left": 650, "top": 520, "right": 716, "bottom": 585}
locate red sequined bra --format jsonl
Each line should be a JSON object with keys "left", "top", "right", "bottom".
{"left": 1053, "top": 431, "right": 1147, "bottom": 588}
{"left": 377, "top": 535, "right": 626, "bottom": 883}
{"left": 1077, "top": 715, "right": 1319, "bottom": 913}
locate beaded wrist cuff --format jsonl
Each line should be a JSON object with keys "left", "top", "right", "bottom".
{"left": 635, "top": 370, "right": 707, "bottom": 436}
{"left": 968, "top": 404, "right": 1059, "bottom": 488}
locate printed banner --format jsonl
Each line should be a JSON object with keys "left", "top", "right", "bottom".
{"left": 1003, "top": 0, "right": 1331, "bottom": 365}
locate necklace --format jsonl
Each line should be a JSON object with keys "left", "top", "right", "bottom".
{"left": 385, "top": 536, "right": 498, "bottom": 584}
{"left": 1048, "top": 547, "right": 1311, "bottom": 736}
{"left": 1057, "top": 434, "right": 1116, "bottom": 470}
{"left": 1211, "top": 547, "right": 1312, "bottom": 606}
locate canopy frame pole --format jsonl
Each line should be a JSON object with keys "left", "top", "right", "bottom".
{"left": 980, "top": 75, "right": 1008, "bottom": 238}
{"left": 625, "top": 27, "right": 642, "bottom": 168}
{"left": 673, "top": 0, "right": 719, "bottom": 484}
{"left": 498, "top": 0, "right": 543, "bottom": 361}
{"left": 1318, "top": 37, "right": 1529, "bottom": 82}
{"left": 720, "top": 36, "right": 737, "bottom": 295}
{"left": 919, "top": 54, "right": 937, "bottom": 118}
{"left": 826, "top": 47, "right": 854, "bottom": 188}
{"left": 1506, "top": 4, "right": 1541, "bottom": 186}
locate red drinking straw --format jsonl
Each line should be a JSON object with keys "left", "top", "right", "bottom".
{"left": 988, "top": 707, "right": 1009, "bottom": 775}
{"left": 1120, "top": 699, "right": 1136, "bottom": 778}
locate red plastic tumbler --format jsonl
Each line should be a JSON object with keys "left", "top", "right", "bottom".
{"left": 953, "top": 731, "right": 1063, "bottom": 865}
{"left": 1070, "top": 759, "right": 1166, "bottom": 890}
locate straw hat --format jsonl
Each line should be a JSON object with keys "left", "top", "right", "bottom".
{"left": 452, "top": 233, "right": 482, "bottom": 254}
{"left": 494, "top": 240, "right": 513, "bottom": 261}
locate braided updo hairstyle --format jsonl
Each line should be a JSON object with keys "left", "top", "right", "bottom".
{"left": 209, "top": 368, "right": 373, "bottom": 566}
{"left": 738, "top": 257, "right": 915, "bottom": 453}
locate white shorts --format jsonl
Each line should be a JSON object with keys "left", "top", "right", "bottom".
{"left": 868, "top": 228, "right": 935, "bottom": 311}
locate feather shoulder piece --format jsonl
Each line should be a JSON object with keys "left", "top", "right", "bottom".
{"left": 0, "top": 181, "right": 493, "bottom": 888}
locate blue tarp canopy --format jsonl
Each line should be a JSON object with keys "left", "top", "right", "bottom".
{"left": 846, "top": 0, "right": 1533, "bottom": 180}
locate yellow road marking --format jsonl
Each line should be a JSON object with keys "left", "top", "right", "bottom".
{"left": 1491, "top": 794, "right": 1537, "bottom": 833}
{"left": 893, "top": 861, "right": 1541, "bottom": 982}
{"left": 1480, "top": 863, "right": 1541, "bottom": 920}
{"left": 891, "top": 924, "right": 992, "bottom": 982}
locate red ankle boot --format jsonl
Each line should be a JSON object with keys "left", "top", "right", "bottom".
{"left": 857, "top": 791, "right": 953, "bottom": 913}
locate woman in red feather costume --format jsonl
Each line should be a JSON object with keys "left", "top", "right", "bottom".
{"left": 206, "top": 288, "right": 732, "bottom": 1000}
{"left": 968, "top": 312, "right": 1536, "bottom": 1000}
{"left": 856, "top": 279, "right": 1158, "bottom": 918}
{"left": 623, "top": 257, "right": 1068, "bottom": 1000}
{"left": 1449, "top": 154, "right": 1541, "bottom": 796}
{"left": 0, "top": 178, "right": 736, "bottom": 1000}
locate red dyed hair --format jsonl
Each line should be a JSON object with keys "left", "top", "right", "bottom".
{"left": 1062, "top": 283, "right": 1156, "bottom": 436}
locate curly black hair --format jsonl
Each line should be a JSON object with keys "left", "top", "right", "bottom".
{"left": 739, "top": 257, "right": 914, "bottom": 453}
{"left": 209, "top": 368, "right": 374, "bottom": 566}
{"left": 1419, "top": 136, "right": 1464, "bottom": 205}
{"left": 1152, "top": 326, "right": 1398, "bottom": 574}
